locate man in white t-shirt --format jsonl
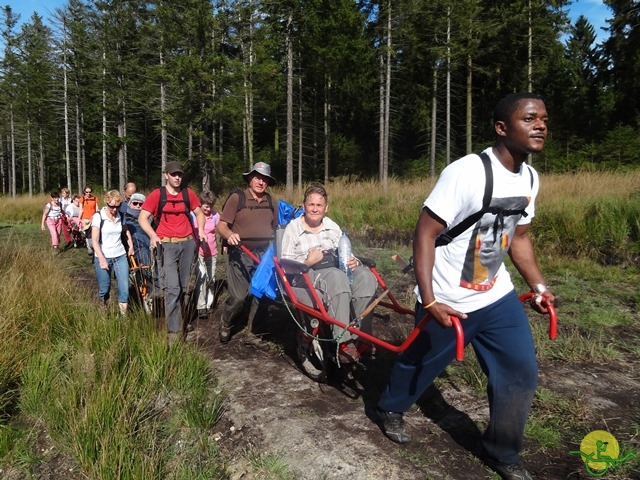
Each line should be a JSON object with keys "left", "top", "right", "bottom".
{"left": 369, "top": 93, "right": 556, "bottom": 480}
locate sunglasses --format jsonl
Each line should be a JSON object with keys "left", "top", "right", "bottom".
{"left": 84, "top": 191, "right": 92, "bottom": 194}
{"left": 106, "top": 203, "right": 120, "bottom": 209}
{"left": 131, "top": 201, "right": 143, "bottom": 207}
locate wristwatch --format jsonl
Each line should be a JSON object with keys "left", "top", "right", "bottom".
{"left": 533, "top": 283, "right": 547, "bottom": 294}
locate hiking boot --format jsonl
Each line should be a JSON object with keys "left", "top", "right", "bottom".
{"left": 215, "top": 309, "right": 232, "bottom": 343}
{"left": 338, "top": 342, "right": 359, "bottom": 363}
{"left": 486, "top": 462, "right": 533, "bottom": 480}
{"left": 366, "top": 405, "right": 411, "bottom": 444}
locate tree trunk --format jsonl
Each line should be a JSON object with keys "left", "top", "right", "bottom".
{"left": 382, "top": 0, "right": 392, "bottom": 187}
{"left": 27, "top": 118, "right": 33, "bottom": 196}
{"left": 446, "top": 6, "right": 451, "bottom": 165}
{"left": 323, "top": 75, "right": 331, "bottom": 184}
{"left": 160, "top": 49, "right": 168, "bottom": 186}
{"left": 298, "top": 74, "right": 303, "bottom": 192}
{"left": 378, "top": 53, "right": 385, "bottom": 182}
{"left": 466, "top": 54, "right": 472, "bottom": 154}
{"left": 10, "top": 105, "right": 16, "bottom": 197}
{"left": 430, "top": 64, "right": 437, "bottom": 178}
{"left": 285, "top": 12, "right": 293, "bottom": 196}
{"left": 118, "top": 101, "right": 127, "bottom": 192}
{"left": 102, "top": 50, "right": 108, "bottom": 190}
{"left": 75, "top": 98, "right": 82, "bottom": 192}
{"left": 242, "top": 9, "right": 255, "bottom": 169}
{"left": 63, "top": 30, "right": 72, "bottom": 191}
{"left": 38, "top": 127, "right": 45, "bottom": 194}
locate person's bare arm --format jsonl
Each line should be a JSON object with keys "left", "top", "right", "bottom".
{"left": 216, "top": 220, "right": 240, "bottom": 246}
{"left": 92, "top": 225, "right": 109, "bottom": 270}
{"left": 138, "top": 210, "right": 160, "bottom": 247}
{"left": 508, "top": 224, "right": 555, "bottom": 311}
{"left": 413, "top": 207, "right": 467, "bottom": 327}
{"left": 41, "top": 205, "right": 50, "bottom": 230}
{"left": 193, "top": 206, "right": 207, "bottom": 243}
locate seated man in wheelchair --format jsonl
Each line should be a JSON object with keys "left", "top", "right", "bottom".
{"left": 280, "top": 185, "right": 377, "bottom": 363}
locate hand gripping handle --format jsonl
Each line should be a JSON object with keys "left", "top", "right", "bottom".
{"left": 519, "top": 292, "right": 557, "bottom": 340}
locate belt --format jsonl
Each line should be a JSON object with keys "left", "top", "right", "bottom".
{"left": 160, "top": 235, "right": 193, "bottom": 243}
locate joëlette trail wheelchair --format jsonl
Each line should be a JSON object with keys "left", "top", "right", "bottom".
{"left": 247, "top": 202, "right": 557, "bottom": 384}
{"left": 272, "top": 250, "right": 554, "bottom": 383}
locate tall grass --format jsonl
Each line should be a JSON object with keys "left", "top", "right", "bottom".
{"left": 11, "top": 170, "right": 640, "bottom": 259}
{"left": 0, "top": 239, "right": 227, "bottom": 478}
{"left": 270, "top": 171, "right": 640, "bottom": 258}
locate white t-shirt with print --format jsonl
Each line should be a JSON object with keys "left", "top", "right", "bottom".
{"left": 91, "top": 208, "right": 126, "bottom": 258}
{"left": 418, "top": 147, "right": 540, "bottom": 312}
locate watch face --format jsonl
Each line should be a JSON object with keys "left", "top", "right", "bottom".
{"left": 535, "top": 284, "right": 547, "bottom": 294}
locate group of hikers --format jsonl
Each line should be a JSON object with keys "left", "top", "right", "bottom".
{"left": 40, "top": 93, "right": 555, "bottom": 480}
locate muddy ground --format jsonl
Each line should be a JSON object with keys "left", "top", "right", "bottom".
{"left": 189, "top": 267, "right": 640, "bottom": 480}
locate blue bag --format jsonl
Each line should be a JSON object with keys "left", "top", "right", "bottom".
{"left": 250, "top": 200, "right": 303, "bottom": 299}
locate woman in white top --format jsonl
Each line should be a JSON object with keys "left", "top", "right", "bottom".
{"left": 41, "top": 191, "right": 64, "bottom": 254}
{"left": 91, "top": 190, "right": 134, "bottom": 315}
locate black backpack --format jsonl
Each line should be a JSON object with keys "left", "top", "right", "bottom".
{"left": 151, "top": 187, "right": 191, "bottom": 231}
{"left": 435, "top": 152, "right": 533, "bottom": 247}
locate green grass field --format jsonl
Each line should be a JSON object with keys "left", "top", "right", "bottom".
{"left": 1, "top": 173, "right": 639, "bottom": 479}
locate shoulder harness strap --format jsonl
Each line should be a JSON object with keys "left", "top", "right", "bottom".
{"left": 435, "top": 152, "right": 493, "bottom": 247}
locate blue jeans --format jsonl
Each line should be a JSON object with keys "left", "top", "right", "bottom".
{"left": 94, "top": 254, "right": 130, "bottom": 303}
{"left": 378, "top": 290, "right": 537, "bottom": 465}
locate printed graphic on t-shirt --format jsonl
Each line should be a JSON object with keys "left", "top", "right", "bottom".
{"left": 459, "top": 196, "right": 530, "bottom": 290}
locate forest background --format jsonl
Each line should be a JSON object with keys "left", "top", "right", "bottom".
{"left": 0, "top": 0, "right": 638, "bottom": 199}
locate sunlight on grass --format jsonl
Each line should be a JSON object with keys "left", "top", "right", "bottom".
{"left": 0, "top": 239, "right": 228, "bottom": 478}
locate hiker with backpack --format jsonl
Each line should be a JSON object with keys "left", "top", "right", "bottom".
{"left": 91, "top": 189, "right": 134, "bottom": 316}
{"left": 79, "top": 186, "right": 99, "bottom": 255}
{"left": 215, "top": 161, "right": 277, "bottom": 347}
{"left": 138, "top": 161, "right": 207, "bottom": 344}
{"left": 368, "top": 93, "right": 556, "bottom": 480}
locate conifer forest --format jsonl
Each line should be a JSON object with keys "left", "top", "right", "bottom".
{"left": 1, "top": 0, "right": 638, "bottom": 196}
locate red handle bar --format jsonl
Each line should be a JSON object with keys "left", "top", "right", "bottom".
{"left": 519, "top": 292, "right": 557, "bottom": 340}
{"left": 239, "top": 244, "right": 261, "bottom": 264}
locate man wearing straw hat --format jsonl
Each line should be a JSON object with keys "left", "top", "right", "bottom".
{"left": 216, "top": 162, "right": 277, "bottom": 347}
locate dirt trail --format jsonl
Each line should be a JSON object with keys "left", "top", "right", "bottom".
{"left": 192, "top": 299, "right": 640, "bottom": 480}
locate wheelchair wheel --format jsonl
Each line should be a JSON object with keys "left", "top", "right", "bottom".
{"left": 296, "top": 312, "right": 330, "bottom": 383}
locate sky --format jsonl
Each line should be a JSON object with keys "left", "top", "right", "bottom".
{"left": 6, "top": 0, "right": 612, "bottom": 43}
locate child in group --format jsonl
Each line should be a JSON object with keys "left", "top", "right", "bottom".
{"left": 41, "top": 191, "right": 65, "bottom": 254}
{"left": 192, "top": 191, "right": 220, "bottom": 319}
